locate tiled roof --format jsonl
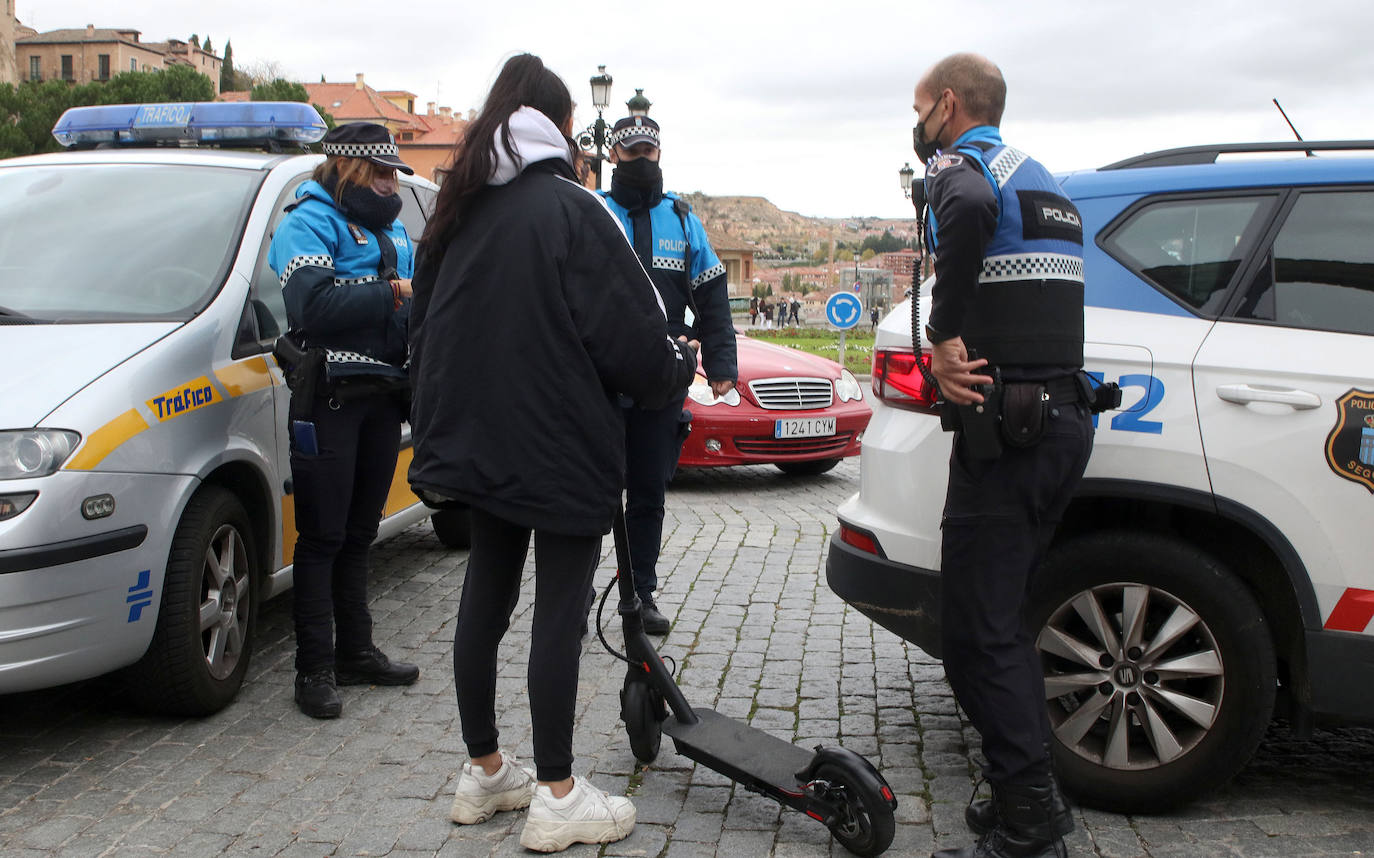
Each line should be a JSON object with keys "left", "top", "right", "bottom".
{"left": 304, "top": 82, "right": 427, "bottom": 132}
{"left": 18, "top": 27, "right": 140, "bottom": 45}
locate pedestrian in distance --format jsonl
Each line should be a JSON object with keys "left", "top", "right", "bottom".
{"left": 406, "top": 54, "right": 700, "bottom": 853}
{"left": 267, "top": 122, "right": 421, "bottom": 720}
{"left": 870, "top": 305, "right": 880, "bottom": 331}
{"left": 598, "top": 109, "right": 739, "bottom": 636}
{"left": 749, "top": 294, "right": 759, "bottom": 326}
{"left": 791, "top": 297, "right": 802, "bottom": 325}
{"left": 763, "top": 299, "right": 773, "bottom": 328}
{"left": 914, "top": 52, "right": 1092, "bottom": 858}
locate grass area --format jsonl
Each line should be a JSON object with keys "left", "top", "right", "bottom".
{"left": 744, "top": 327, "right": 876, "bottom": 376}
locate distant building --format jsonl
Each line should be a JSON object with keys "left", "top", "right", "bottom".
{"left": 876, "top": 249, "right": 919, "bottom": 281}
{"left": 16, "top": 25, "right": 221, "bottom": 93}
{"left": 1, "top": 0, "right": 16, "bottom": 85}
{"left": 400, "top": 102, "right": 470, "bottom": 183}
{"left": 303, "top": 75, "right": 429, "bottom": 138}
{"left": 704, "top": 228, "right": 755, "bottom": 298}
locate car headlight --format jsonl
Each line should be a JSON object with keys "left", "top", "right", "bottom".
{"left": 835, "top": 369, "right": 864, "bottom": 402}
{"left": 687, "top": 376, "right": 741, "bottom": 407}
{"left": 0, "top": 430, "right": 81, "bottom": 480}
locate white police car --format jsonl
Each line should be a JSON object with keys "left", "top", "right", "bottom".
{"left": 828, "top": 141, "right": 1374, "bottom": 811}
{"left": 0, "top": 103, "right": 453, "bottom": 715}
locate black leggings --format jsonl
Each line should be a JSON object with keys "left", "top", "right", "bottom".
{"left": 455, "top": 507, "right": 601, "bottom": 782}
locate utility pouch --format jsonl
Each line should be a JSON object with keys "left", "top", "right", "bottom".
{"left": 1000, "top": 382, "right": 1049, "bottom": 448}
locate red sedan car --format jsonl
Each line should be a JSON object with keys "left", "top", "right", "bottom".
{"left": 678, "top": 333, "right": 871, "bottom": 474}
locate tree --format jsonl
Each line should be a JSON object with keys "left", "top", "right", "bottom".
{"left": 220, "top": 40, "right": 238, "bottom": 92}
{"left": 106, "top": 64, "right": 215, "bottom": 103}
{"left": 250, "top": 78, "right": 334, "bottom": 131}
{"left": 201, "top": 36, "right": 213, "bottom": 55}
{"left": 189, "top": 34, "right": 200, "bottom": 48}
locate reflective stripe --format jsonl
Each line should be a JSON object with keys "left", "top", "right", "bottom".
{"left": 280, "top": 254, "right": 332, "bottom": 288}
{"left": 214, "top": 356, "right": 275, "bottom": 397}
{"left": 652, "top": 255, "right": 685, "bottom": 272}
{"left": 979, "top": 252, "right": 1084, "bottom": 283}
{"left": 64, "top": 409, "right": 150, "bottom": 471}
{"left": 987, "top": 146, "right": 1028, "bottom": 188}
{"left": 691, "top": 262, "right": 726, "bottom": 289}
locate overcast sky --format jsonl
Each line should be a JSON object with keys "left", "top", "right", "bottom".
{"left": 25, "top": 0, "right": 1374, "bottom": 219}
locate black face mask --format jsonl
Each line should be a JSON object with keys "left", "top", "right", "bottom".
{"left": 613, "top": 156, "right": 663, "bottom": 189}
{"left": 913, "top": 94, "right": 948, "bottom": 164}
{"left": 321, "top": 172, "right": 403, "bottom": 232}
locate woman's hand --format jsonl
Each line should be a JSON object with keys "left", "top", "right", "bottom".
{"left": 392, "top": 278, "right": 413, "bottom": 298}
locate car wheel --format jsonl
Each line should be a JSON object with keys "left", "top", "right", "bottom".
{"left": 123, "top": 485, "right": 257, "bottom": 716}
{"left": 1030, "top": 531, "right": 1276, "bottom": 813}
{"left": 776, "top": 458, "right": 841, "bottom": 476}
{"left": 431, "top": 508, "right": 471, "bottom": 549}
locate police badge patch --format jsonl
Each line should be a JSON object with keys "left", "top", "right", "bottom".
{"left": 1325, "top": 389, "right": 1374, "bottom": 493}
{"left": 927, "top": 153, "right": 964, "bottom": 176}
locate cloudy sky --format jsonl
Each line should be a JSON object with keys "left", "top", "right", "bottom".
{"left": 24, "top": 0, "right": 1374, "bottom": 219}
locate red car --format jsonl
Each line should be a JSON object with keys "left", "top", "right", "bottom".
{"left": 678, "top": 333, "right": 871, "bottom": 474}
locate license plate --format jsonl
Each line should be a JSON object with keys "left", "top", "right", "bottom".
{"left": 775, "top": 417, "right": 837, "bottom": 439}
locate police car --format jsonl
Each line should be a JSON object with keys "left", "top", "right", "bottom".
{"left": 827, "top": 141, "right": 1374, "bottom": 811}
{"left": 0, "top": 103, "right": 454, "bottom": 715}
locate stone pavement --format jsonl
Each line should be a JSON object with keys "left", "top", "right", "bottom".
{"left": 2, "top": 460, "right": 1372, "bottom": 857}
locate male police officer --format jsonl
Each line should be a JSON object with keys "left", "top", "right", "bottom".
{"left": 600, "top": 115, "right": 738, "bottom": 634}
{"left": 915, "top": 53, "right": 1091, "bottom": 858}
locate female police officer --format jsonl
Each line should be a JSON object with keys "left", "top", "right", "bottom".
{"left": 268, "top": 122, "right": 420, "bottom": 719}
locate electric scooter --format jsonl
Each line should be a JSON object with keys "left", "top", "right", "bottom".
{"left": 595, "top": 504, "right": 897, "bottom": 857}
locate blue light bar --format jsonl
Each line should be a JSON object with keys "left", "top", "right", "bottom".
{"left": 52, "top": 101, "right": 328, "bottom": 148}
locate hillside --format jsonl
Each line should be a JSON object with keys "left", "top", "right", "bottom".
{"left": 681, "top": 192, "right": 916, "bottom": 262}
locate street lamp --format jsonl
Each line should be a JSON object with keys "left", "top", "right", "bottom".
{"left": 898, "top": 162, "right": 916, "bottom": 199}
{"left": 625, "top": 88, "right": 652, "bottom": 117}
{"left": 577, "top": 65, "right": 614, "bottom": 190}
{"left": 901, "top": 161, "right": 932, "bottom": 282}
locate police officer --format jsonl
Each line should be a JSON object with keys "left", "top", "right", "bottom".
{"left": 268, "top": 122, "right": 421, "bottom": 718}
{"left": 915, "top": 54, "right": 1091, "bottom": 858}
{"left": 599, "top": 114, "right": 738, "bottom": 634}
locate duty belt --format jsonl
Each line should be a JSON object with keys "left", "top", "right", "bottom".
{"left": 1006, "top": 375, "right": 1081, "bottom": 407}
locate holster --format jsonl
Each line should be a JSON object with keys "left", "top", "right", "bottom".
{"left": 273, "top": 332, "right": 323, "bottom": 421}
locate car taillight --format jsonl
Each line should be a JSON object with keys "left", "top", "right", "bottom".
{"left": 871, "top": 347, "right": 939, "bottom": 412}
{"left": 839, "top": 524, "right": 882, "bottom": 556}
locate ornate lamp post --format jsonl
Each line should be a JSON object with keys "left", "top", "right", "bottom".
{"left": 625, "top": 88, "right": 652, "bottom": 117}
{"left": 577, "top": 65, "right": 614, "bottom": 189}
{"left": 900, "top": 162, "right": 931, "bottom": 280}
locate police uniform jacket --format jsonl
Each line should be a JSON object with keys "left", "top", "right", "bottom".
{"left": 599, "top": 187, "right": 738, "bottom": 386}
{"left": 924, "top": 126, "right": 1084, "bottom": 373}
{"left": 407, "top": 152, "right": 698, "bottom": 537}
{"left": 268, "top": 180, "right": 414, "bottom": 383}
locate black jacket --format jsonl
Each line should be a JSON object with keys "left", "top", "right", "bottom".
{"left": 407, "top": 158, "right": 698, "bottom": 535}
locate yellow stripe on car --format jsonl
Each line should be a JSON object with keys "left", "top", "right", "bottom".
{"left": 65, "top": 409, "right": 150, "bottom": 471}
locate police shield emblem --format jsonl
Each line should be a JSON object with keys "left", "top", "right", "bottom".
{"left": 1325, "top": 389, "right": 1374, "bottom": 493}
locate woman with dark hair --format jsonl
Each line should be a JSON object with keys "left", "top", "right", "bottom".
{"left": 267, "top": 122, "right": 421, "bottom": 720}
{"left": 408, "top": 54, "right": 697, "bottom": 852}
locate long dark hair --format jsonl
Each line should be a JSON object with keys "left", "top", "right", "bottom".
{"left": 420, "top": 54, "right": 575, "bottom": 258}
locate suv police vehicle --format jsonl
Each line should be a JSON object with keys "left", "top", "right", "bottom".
{"left": 0, "top": 102, "right": 459, "bottom": 716}
{"left": 828, "top": 141, "right": 1374, "bottom": 811}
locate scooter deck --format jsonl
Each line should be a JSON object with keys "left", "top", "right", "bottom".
{"left": 662, "top": 708, "right": 815, "bottom": 796}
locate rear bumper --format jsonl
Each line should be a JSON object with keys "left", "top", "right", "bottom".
{"left": 826, "top": 531, "right": 943, "bottom": 657}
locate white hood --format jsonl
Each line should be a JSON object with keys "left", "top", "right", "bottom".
{"left": 488, "top": 106, "right": 572, "bottom": 186}
{"left": 0, "top": 323, "right": 177, "bottom": 426}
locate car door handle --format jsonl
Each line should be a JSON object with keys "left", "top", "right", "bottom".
{"left": 1216, "top": 384, "right": 1322, "bottom": 410}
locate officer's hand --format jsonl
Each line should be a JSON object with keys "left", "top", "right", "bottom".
{"left": 709, "top": 379, "right": 735, "bottom": 398}
{"left": 677, "top": 335, "right": 701, "bottom": 359}
{"left": 930, "top": 336, "right": 992, "bottom": 406}
{"left": 392, "top": 278, "right": 413, "bottom": 298}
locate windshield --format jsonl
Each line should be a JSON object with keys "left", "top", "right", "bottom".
{"left": 0, "top": 163, "right": 260, "bottom": 322}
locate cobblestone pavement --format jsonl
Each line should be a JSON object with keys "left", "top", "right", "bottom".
{"left": 3, "top": 460, "right": 1373, "bottom": 857}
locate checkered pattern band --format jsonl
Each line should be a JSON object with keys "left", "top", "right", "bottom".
{"left": 653, "top": 256, "right": 686, "bottom": 272}
{"left": 609, "top": 125, "right": 660, "bottom": 147}
{"left": 987, "top": 147, "right": 1029, "bottom": 188}
{"left": 280, "top": 254, "right": 333, "bottom": 288}
{"left": 322, "top": 141, "right": 399, "bottom": 158}
{"left": 325, "top": 349, "right": 393, "bottom": 368}
{"left": 333, "top": 275, "right": 377, "bottom": 287}
{"left": 691, "top": 262, "right": 726, "bottom": 289}
{"left": 979, "top": 253, "right": 1084, "bottom": 283}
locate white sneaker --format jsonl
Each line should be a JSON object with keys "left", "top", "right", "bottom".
{"left": 518, "top": 776, "right": 636, "bottom": 852}
{"left": 449, "top": 750, "right": 536, "bottom": 824}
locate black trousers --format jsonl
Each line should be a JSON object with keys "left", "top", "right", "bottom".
{"left": 289, "top": 391, "right": 403, "bottom": 673}
{"left": 940, "top": 402, "right": 1093, "bottom": 785}
{"left": 454, "top": 507, "right": 601, "bottom": 783}
{"left": 623, "top": 392, "right": 688, "bottom": 602}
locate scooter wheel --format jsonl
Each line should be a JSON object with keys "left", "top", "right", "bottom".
{"left": 814, "top": 761, "right": 895, "bottom": 856}
{"left": 620, "top": 678, "right": 663, "bottom": 763}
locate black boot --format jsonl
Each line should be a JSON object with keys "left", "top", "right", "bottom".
{"left": 335, "top": 646, "right": 420, "bottom": 686}
{"left": 934, "top": 781, "right": 1067, "bottom": 858}
{"left": 640, "top": 600, "right": 671, "bottom": 635}
{"left": 965, "top": 775, "right": 1073, "bottom": 838}
{"left": 295, "top": 668, "right": 342, "bottom": 718}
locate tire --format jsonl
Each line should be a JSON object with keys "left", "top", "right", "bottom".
{"left": 775, "top": 458, "right": 841, "bottom": 476}
{"left": 431, "top": 508, "right": 471, "bottom": 549}
{"left": 1030, "top": 531, "right": 1276, "bottom": 813}
{"left": 620, "top": 677, "right": 664, "bottom": 763}
{"left": 123, "top": 486, "right": 257, "bottom": 716}
{"left": 814, "top": 761, "right": 896, "bottom": 857}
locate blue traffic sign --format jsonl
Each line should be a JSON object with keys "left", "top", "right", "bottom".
{"left": 825, "top": 292, "right": 863, "bottom": 330}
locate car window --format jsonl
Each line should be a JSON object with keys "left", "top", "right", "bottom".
{"left": 1233, "top": 190, "right": 1374, "bottom": 336}
{"left": 1102, "top": 196, "right": 1273, "bottom": 315}
{"left": 0, "top": 164, "right": 260, "bottom": 321}
{"left": 398, "top": 185, "right": 430, "bottom": 242}
{"left": 248, "top": 175, "right": 310, "bottom": 344}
